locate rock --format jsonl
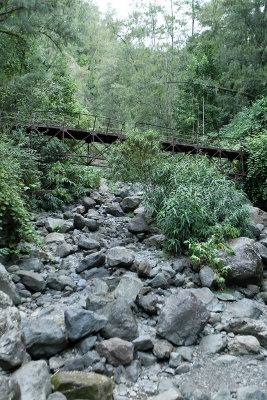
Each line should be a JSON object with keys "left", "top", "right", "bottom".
{"left": 0, "top": 375, "right": 21, "bottom": 400}
{"left": 16, "top": 258, "right": 44, "bottom": 272}
{"left": 113, "top": 274, "right": 143, "bottom": 304}
{"left": 51, "top": 371, "right": 113, "bottom": 400}
{"left": 128, "top": 214, "right": 149, "bottom": 234}
{"left": 169, "top": 352, "right": 182, "bottom": 368}
{"left": 59, "top": 220, "right": 74, "bottom": 233}
{"left": 102, "top": 298, "right": 139, "bottom": 341}
{"left": 228, "top": 335, "right": 260, "bottom": 354}
{"left": 176, "top": 346, "right": 194, "bottom": 362}
{"left": 45, "top": 233, "right": 65, "bottom": 244}
{"left": 121, "top": 196, "right": 141, "bottom": 212}
{"left": 0, "top": 292, "right": 25, "bottom": 370}
{"left": 125, "top": 360, "right": 141, "bottom": 383}
{"left": 23, "top": 318, "right": 67, "bottom": 358}
{"left": 213, "top": 385, "right": 232, "bottom": 400}
{"left": 150, "top": 272, "right": 171, "bottom": 289}
{"left": 74, "top": 214, "right": 99, "bottom": 231}
{"left": 156, "top": 290, "right": 210, "bottom": 345}
{"left": 76, "top": 251, "right": 106, "bottom": 273}
{"left": 105, "top": 203, "right": 124, "bottom": 217}
{"left": 220, "top": 237, "right": 263, "bottom": 286}
{"left": 78, "top": 236, "right": 100, "bottom": 250}
{"left": 75, "top": 336, "right": 97, "bottom": 354}
{"left": 12, "top": 360, "right": 52, "bottom": 400}
{"left": 249, "top": 207, "right": 267, "bottom": 226}
{"left": 150, "top": 388, "right": 184, "bottom": 400}
{"left": 56, "top": 243, "right": 72, "bottom": 258}
{"left": 16, "top": 270, "right": 46, "bottom": 292}
{"left": 143, "top": 235, "right": 165, "bottom": 249}
{"left": 223, "top": 318, "right": 267, "bottom": 347}
{"left": 106, "top": 247, "right": 135, "bottom": 268}
{"left": 47, "top": 393, "right": 67, "bottom": 400}
{"left": 137, "top": 351, "right": 157, "bottom": 366}
{"left": 0, "top": 262, "right": 20, "bottom": 304}
{"left": 199, "top": 266, "right": 216, "bottom": 288}
{"left": 64, "top": 308, "right": 107, "bottom": 342}
{"left": 137, "top": 261, "right": 152, "bottom": 278}
{"left": 45, "top": 218, "right": 65, "bottom": 232}
{"left": 47, "top": 274, "right": 75, "bottom": 291}
{"left": 83, "top": 196, "right": 96, "bottom": 210}
{"left": 137, "top": 292, "right": 158, "bottom": 314}
{"left": 255, "top": 242, "right": 267, "bottom": 263}
{"left": 153, "top": 339, "right": 173, "bottom": 360}
{"left": 226, "top": 298, "right": 262, "bottom": 319}
{"left": 176, "top": 362, "right": 191, "bottom": 375}
{"left": 237, "top": 386, "right": 267, "bottom": 400}
{"left": 97, "top": 337, "right": 134, "bottom": 366}
{"left": 199, "top": 334, "right": 227, "bottom": 354}
{"left": 133, "top": 336, "right": 154, "bottom": 351}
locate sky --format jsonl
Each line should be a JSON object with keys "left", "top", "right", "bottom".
{"left": 94, "top": 0, "right": 132, "bottom": 18}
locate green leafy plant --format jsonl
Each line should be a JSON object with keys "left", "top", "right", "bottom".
{"left": 107, "top": 129, "right": 168, "bottom": 183}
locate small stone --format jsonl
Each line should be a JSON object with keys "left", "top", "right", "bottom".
{"left": 176, "top": 362, "right": 191, "bottom": 375}
{"left": 199, "top": 266, "right": 216, "bottom": 288}
{"left": 153, "top": 339, "right": 173, "bottom": 360}
{"left": 133, "top": 336, "right": 154, "bottom": 351}
{"left": 106, "top": 247, "right": 135, "bottom": 268}
{"left": 17, "top": 270, "right": 46, "bottom": 292}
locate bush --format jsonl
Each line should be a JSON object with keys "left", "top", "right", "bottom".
{"left": 107, "top": 129, "right": 167, "bottom": 183}
{"left": 145, "top": 155, "right": 250, "bottom": 253}
{"left": 244, "top": 133, "right": 267, "bottom": 209}
{"left": 0, "top": 136, "right": 39, "bottom": 252}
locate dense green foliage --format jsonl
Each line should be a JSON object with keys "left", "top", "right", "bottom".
{"left": 145, "top": 156, "right": 250, "bottom": 253}
{"left": 0, "top": 130, "right": 102, "bottom": 250}
{"left": 107, "top": 130, "right": 167, "bottom": 183}
{"left": 0, "top": 0, "right": 266, "bottom": 254}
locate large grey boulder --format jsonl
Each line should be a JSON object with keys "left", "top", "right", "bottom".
{"left": 199, "top": 334, "right": 227, "bottom": 354}
{"left": 226, "top": 298, "right": 262, "bottom": 319}
{"left": 0, "top": 263, "right": 20, "bottom": 304}
{"left": 105, "top": 203, "right": 124, "bottom": 217}
{"left": 16, "top": 270, "right": 46, "bottom": 292}
{"left": 128, "top": 214, "right": 149, "bottom": 234}
{"left": 23, "top": 318, "right": 67, "bottom": 358}
{"left": 45, "top": 218, "right": 65, "bottom": 232}
{"left": 96, "top": 337, "right": 134, "bottom": 366}
{"left": 51, "top": 371, "right": 113, "bottom": 400}
{"left": 106, "top": 246, "right": 135, "bottom": 268}
{"left": 64, "top": 308, "right": 107, "bottom": 342}
{"left": 12, "top": 360, "right": 52, "bottom": 400}
{"left": 0, "top": 375, "right": 21, "bottom": 400}
{"left": 199, "top": 266, "right": 216, "bottom": 288}
{"left": 113, "top": 274, "right": 143, "bottom": 304}
{"left": 76, "top": 251, "right": 106, "bottom": 273}
{"left": 45, "top": 233, "right": 65, "bottom": 244}
{"left": 83, "top": 196, "right": 96, "bottom": 210}
{"left": 121, "top": 196, "right": 141, "bottom": 212}
{"left": 78, "top": 236, "right": 100, "bottom": 250}
{"left": 16, "top": 258, "right": 44, "bottom": 272}
{"left": 156, "top": 289, "right": 210, "bottom": 345}
{"left": 0, "top": 291, "right": 25, "bottom": 370}
{"left": 47, "top": 274, "right": 75, "bottom": 291}
{"left": 74, "top": 214, "right": 99, "bottom": 231}
{"left": 221, "top": 237, "right": 263, "bottom": 286}
{"left": 101, "top": 298, "right": 139, "bottom": 341}
{"left": 228, "top": 335, "right": 260, "bottom": 355}
{"left": 223, "top": 318, "right": 267, "bottom": 347}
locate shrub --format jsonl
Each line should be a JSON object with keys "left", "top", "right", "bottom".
{"left": 0, "top": 136, "right": 39, "bottom": 252}
{"left": 145, "top": 155, "right": 250, "bottom": 253}
{"left": 107, "top": 129, "right": 167, "bottom": 183}
{"left": 244, "top": 133, "right": 267, "bottom": 209}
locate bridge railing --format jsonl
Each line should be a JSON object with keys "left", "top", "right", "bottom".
{"left": 0, "top": 109, "right": 244, "bottom": 151}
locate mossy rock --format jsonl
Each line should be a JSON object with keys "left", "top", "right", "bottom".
{"left": 51, "top": 371, "right": 113, "bottom": 400}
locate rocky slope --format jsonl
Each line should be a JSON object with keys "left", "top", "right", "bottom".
{"left": 0, "top": 183, "right": 267, "bottom": 400}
